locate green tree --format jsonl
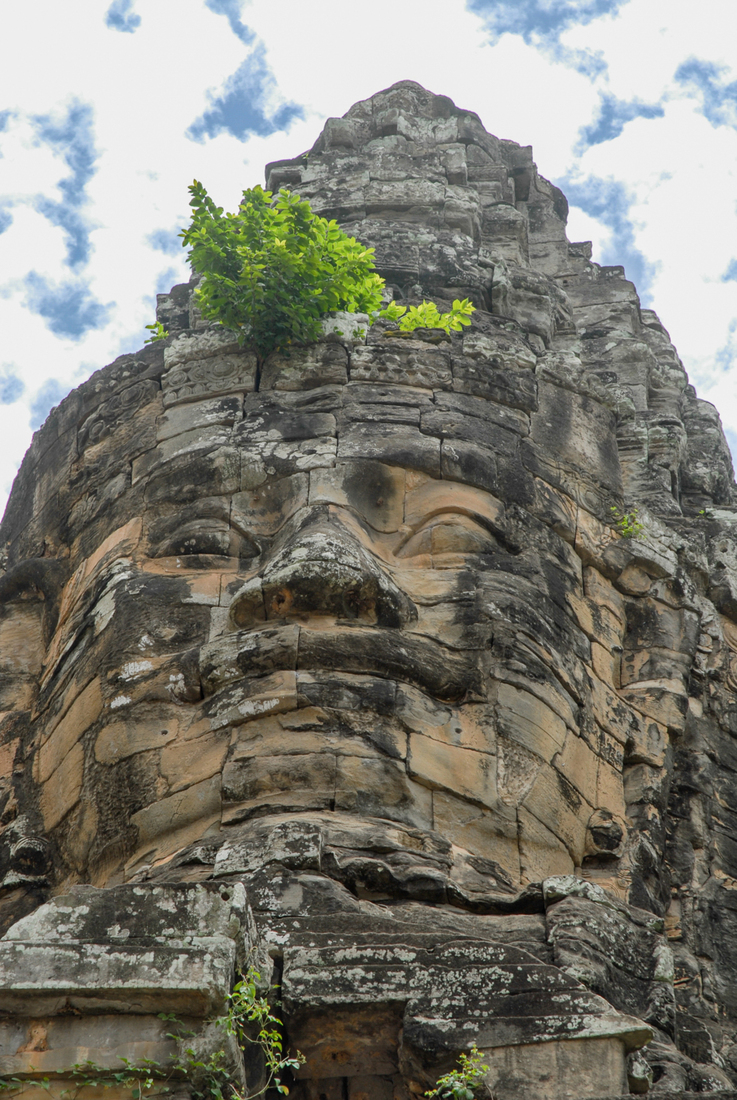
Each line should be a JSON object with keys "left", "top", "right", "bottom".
{"left": 181, "top": 183, "right": 385, "bottom": 361}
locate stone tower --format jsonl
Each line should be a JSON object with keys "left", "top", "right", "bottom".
{"left": 1, "top": 81, "right": 737, "bottom": 1100}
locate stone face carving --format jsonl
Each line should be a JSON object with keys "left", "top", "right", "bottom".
{"left": 2, "top": 81, "right": 737, "bottom": 1099}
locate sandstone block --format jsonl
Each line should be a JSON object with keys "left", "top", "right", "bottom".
{"left": 482, "top": 1036, "right": 627, "bottom": 1100}
{"left": 350, "top": 344, "right": 452, "bottom": 389}
{"left": 233, "top": 471, "right": 309, "bottom": 535}
{"left": 496, "top": 683, "right": 568, "bottom": 764}
{"left": 37, "top": 677, "right": 101, "bottom": 782}
{"left": 222, "top": 752, "right": 337, "bottom": 818}
{"left": 160, "top": 731, "right": 228, "bottom": 793}
{"left": 261, "top": 343, "right": 348, "bottom": 391}
{"left": 335, "top": 755, "right": 432, "bottom": 829}
{"left": 522, "top": 763, "right": 591, "bottom": 863}
{"left": 0, "top": 606, "right": 45, "bottom": 680}
{"left": 518, "top": 807, "right": 575, "bottom": 882}
{"left": 309, "top": 461, "right": 405, "bottom": 533}
{"left": 156, "top": 393, "right": 243, "bottom": 442}
{"left": 408, "top": 732, "right": 497, "bottom": 807}
{"left": 0, "top": 940, "right": 235, "bottom": 1015}
{"left": 39, "top": 742, "right": 84, "bottom": 832}
{"left": 206, "top": 670, "right": 299, "bottom": 730}
{"left": 162, "top": 350, "right": 256, "bottom": 408}
{"left": 554, "top": 731, "right": 600, "bottom": 807}
{"left": 142, "top": 444, "right": 242, "bottom": 501}
{"left": 130, "top": 774, "right": 221, "bottom": 845}
{"left": 620, "top": 679, "right": 688, "bottom": 734}
{"left": 94, "top": 704, "right": 181, "bottom": 764}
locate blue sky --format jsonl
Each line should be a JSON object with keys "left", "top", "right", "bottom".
{"left": 0, "top": 0, "right": 736, "bottom": 507}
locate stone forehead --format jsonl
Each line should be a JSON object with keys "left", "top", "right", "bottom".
{"left": 1, "top": 78, "right": 734, "bottom": 575}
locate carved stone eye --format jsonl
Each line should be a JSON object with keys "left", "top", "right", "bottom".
{"left": 167, "top": 529, "right": 232, "bottom": 557}
{"left": 428, "top": 522, "right": 498, "bottom": 555}
{"left": 396, "top": 515, "right": 499, "bottom": 559}
{"left": 150, "top": 521, "right": 259, "bottom": 563}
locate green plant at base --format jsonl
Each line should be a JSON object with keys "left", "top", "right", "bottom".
{"left": 144, "top": 321, "right": 169, "bottom": 343}
{"left": 171, "top": 966, "right": 303, "bottom": 1100}
{"left": 425, "top": 1044, "right": 489, "bottom": 1100}
{"left": 378, "top": 297, "right": 475, "bottom": 334}
{"left": 610, "top": 506, "right": 645, "bottom": 539}
{"left": 0, "top": 1059, "right": 169, "bottom": 1099}
{"left": 181, "top": 1049, "right": 229, "bottom": 1100}
{"left": 0, "top": 969, "right": 301, "bottom": 1100}
{"left": 215, "top": 967, "right": 304, "bottom": 1098}
{"left": 181, "top": 183, "right": 384, "bottom": 362}
{"left": 68, "top": 1059, "right": 166, "bottom": 1100}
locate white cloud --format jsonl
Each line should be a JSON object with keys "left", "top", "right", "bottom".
{"left": 570, "top": 0, "right": 737, "bottom": 100}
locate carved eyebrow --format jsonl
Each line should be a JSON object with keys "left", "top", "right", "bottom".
{"left": 419, "top": 505, "right": 493, "bottom": 523}
{"left": 149, "top": 520, "right": 260, "bottom": 560}
{"left": 396, "top": 510, "right": 497, "bottom": 549}
{"left": 145, "top": 498, "right": 231, "bottom": 543}
{"left": 403, "top": 507, "right": 502, "bottom": 535}
{"left": 403, "top": 483, "right": 505, "bottom": 532}
{"left": 396, "top": 508, "right": 520, "bottom": 557}
{"left": 145, "top": 502, "right": 246, "bottom": 558}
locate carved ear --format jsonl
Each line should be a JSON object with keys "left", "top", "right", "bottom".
{"left": 0, "top": 559, "right": 70, "bottom": 646}
{"left": 0, "top": 815, "right": 52, "bottom": 882}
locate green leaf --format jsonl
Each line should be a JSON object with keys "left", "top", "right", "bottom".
{"left": 182, "top": 182, "right": 472, "bottom": 364}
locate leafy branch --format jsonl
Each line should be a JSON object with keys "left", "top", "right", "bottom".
{"left": 180, "top": 183, "right": 384, "bottom": 362}
{"left": 144, "top": 321, "right": 169, "bottom": 343}
{"left": 378, "top": 297, "right": 475, "bottom": 334}
{"left": 0, "top": 968, "right": 302, "bottom": 1100}
{"left": 425, "top": 1044, "right": 490, "bottom": 1100}
{"left": 610, "top": 506, "right": 645, "bottom": 539}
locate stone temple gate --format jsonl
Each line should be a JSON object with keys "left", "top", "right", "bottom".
{"left": 1, "top": 81, "right": 737, "bottom": 1100}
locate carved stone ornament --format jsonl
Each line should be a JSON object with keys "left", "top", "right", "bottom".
{"left": 2, "top": 81, "right": 737, "bottom": 1100}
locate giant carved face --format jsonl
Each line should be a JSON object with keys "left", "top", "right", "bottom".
{"left": 5, "top": 83, "right": 737, "bottom": 1100}
{"left": 2, "top": 78, "right": 700, "bottom": 909}
{"left": 0, "top": 314, "right": 635, "bottom": 899}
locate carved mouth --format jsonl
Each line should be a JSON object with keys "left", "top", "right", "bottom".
{"left": 200, "top": 623, "right": 484, "bottom": 711}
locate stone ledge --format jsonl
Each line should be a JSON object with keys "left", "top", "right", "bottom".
{"left": 0, "top": 940, "right": 235, "bottom": 1015}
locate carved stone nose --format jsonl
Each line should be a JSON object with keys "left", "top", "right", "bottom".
{"left": 230, "top": 519, "right": 416, "bottom": 629}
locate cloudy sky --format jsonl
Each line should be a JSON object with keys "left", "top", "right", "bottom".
{"left": 1, "top": 0, "right": 736, "bottom": 515}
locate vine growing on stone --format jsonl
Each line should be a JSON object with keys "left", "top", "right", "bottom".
{"left": 172, "top": 967, "right": 304, "bottom": 1100}
{"left": 214, "top": 966, "right": 305, "bottom": 1097}
{"left": 0, "top": 968, "right": 302, "bottom": 1100}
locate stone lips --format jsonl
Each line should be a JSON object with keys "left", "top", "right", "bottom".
{"left": 1, "top": 79, "right": 737, "bottom": 1098}
{"left": 200, "top": 626, "right": 484, "bottom": 704}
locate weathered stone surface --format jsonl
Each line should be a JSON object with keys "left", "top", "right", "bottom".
{"left": 2, "top": 79, "right": 737, "bottom": 1100}
{"left": 0, "top": 883, "right": 251, "bottom": 1098}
